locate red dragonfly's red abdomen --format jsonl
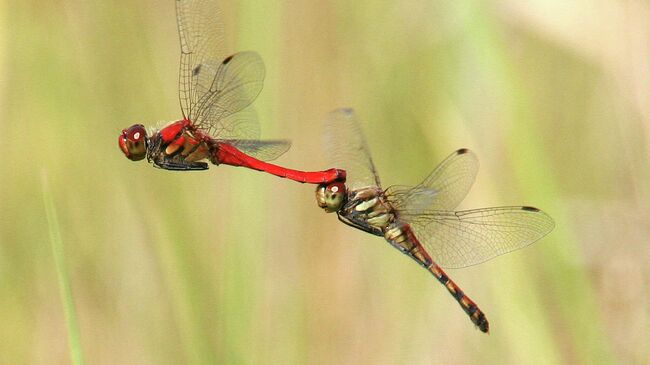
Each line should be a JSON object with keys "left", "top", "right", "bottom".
{"left": 214, "top": 142, "right": 346, "bottom": 184}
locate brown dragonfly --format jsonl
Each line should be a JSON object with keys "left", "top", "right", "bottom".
{"left": 315, "top": 109, "right": 554, "bottom": 333}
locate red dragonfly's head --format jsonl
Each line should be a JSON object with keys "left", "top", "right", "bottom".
{"left": 316, "top": 182, "right": 347, "bottom": 213}
{"left": 119, "top": 124, "right": 148, "bottom": 161}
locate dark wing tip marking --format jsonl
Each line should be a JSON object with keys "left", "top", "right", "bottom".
{"left": 222, "top": 55, "right": 234, "bottom": 65}
{"left": 333, "top": 107, "right": 354, "bottom": 117}
{"left": 192, "top": 64, "right": 202, "bottom": 76}
{"left": 457, "top": 148, "right": 470, "bottom": 154}
{"left": 521, "top": 206, "right": 541, "bottom": 212}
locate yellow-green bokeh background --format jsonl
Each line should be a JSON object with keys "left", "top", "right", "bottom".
{"left": 1, "top": 1, "right": 648, "bottom": 364}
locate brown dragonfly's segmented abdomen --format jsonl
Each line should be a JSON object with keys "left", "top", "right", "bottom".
{"left": 384, "top": 223, "right": 490, "bottom": 333}
{"left": 427, "top": 262, "right": 489, "bottom": 333}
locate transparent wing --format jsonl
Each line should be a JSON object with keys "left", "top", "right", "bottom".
{"left": 402, "top": 206, "right": 555, "bottom": 268}
{"left": 387, "top": 149, "right": 478, "bottom": 214}
{"left": 177, "top": 1, "right": 265, "bottom": 139}
{"left": 198, "top": 106, "right": 260, "bottom": 141}
{"left": 387, "top": 185, "right": 439, "bottom": 217}
{"left": 226, "top": 140, "right": 291, "bottom": 162}
{"left": 190, "top": 52, "right": 265, "bottom": 138}
{"left": 324, "top": 108, "right": 381, "bottom": 190}
{"left": 177, "top": 0, "right": 227, "bottom": 118}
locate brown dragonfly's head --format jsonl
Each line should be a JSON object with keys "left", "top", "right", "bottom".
{"left": 316, "top": 182, "right": 347, "bottom": 213}
{"left": 119, "top": 124, "right": 148, "bottom": 161}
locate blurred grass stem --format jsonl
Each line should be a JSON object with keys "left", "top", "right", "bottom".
{"left": 41, "top": 170, "right": 85, "bottom": 365}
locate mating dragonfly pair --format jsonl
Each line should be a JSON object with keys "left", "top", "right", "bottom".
{"left": 118, "top": 0, "right": 554, "bottom": 334}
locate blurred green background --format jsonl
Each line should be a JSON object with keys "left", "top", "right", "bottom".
{"left": 1, "top": 1, "right": 648, "bottom": 364}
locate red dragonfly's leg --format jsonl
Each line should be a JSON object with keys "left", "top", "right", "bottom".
{"left": 213, "top": 142, "right": 346, "bottom": 184}
{"left": 395, "top": 225, "right": 490, "bottom": 333}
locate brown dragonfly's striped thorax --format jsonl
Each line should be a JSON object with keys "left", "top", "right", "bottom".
{"left": 336, "top": 186, "right": 396, "bottom": 237}
{"left": 339, "top": 187, "right": 429, "bottom": 262}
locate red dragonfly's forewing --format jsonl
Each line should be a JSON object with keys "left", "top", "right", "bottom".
{"left": 177, "top": 0, "right": 227, "bottom": 119}
{"left": 176, "top": 1, "right": 265, "bottom": 140}
{"left": 190, "top": 52, "right": 265, "bottom": 138}
{"left": 176, "top": 0, "right": 292, "bottom": 163}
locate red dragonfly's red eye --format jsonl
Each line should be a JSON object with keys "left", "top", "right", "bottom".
{"left": 127, "top": 124, "right": 146, "bottom": 141}
{"left": 126, "top": 124, "right": 147, "bottom": 142}
{"left": 119, "top": 124, "right": 148, "bottom": 161}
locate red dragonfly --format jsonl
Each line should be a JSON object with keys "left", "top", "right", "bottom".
{"left": 315, "top": 109, "right": 555, "bottom": 333}
{"left": 118, "top": 0, "right": 345, "bottom": 184}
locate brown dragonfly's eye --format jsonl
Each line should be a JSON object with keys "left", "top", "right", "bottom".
{"left": 119, "top": 124, "right": 148, "bottom": 161}
{"left": 315, "top": 182, "right": 347, "bottom": 213}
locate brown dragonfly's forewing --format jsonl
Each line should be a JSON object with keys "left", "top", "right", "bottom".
{"left": 323, "top": 109, "right": 382, "bottom": 191}
{"left": 387, "top": 148, "right": 479, "bottom": 214}
{"left": 385, "top": 148, "right": 554, "bottom": 268}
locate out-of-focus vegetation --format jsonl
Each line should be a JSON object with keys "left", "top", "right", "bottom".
{"left": 1, "top": 1, "right": 648, "bottom": 364}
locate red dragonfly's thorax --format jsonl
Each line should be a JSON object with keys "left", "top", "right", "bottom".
{"left": 158, "top": 119, "right": 191, "bottom": 143}
{"left": 145, "top": 119, "right": 212, "bottom": 170}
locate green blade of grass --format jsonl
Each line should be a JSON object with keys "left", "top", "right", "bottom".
{"left": 41, "top": 170, "right": 85, "bottom": 365}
